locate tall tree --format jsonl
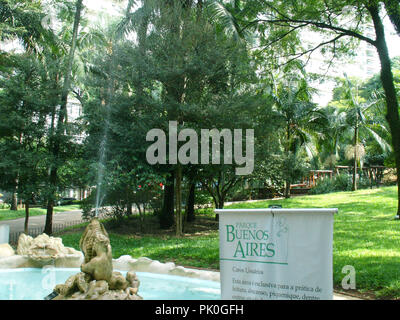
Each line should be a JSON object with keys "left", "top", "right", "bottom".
{"left": 0, "top": 54, "right": 50, "bottom": 232}
{"left": 44, "top": 0, "right": 84, "bottom": 235}
{"left": 231, "top": 0, "right": 400, "bottom": 215}
{"left": 270, "top": 74, "right": 326, "bottom": 198}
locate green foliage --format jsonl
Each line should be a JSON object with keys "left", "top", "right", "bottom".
{"left": 308, "top": 174, "right": 375, "bottom": 195}
{"left": 323, "top": 75, "right": 393, "bottom": 174}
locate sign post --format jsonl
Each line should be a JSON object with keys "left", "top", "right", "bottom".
{"left": 217, "top": 208, "right": 337, "bottom": 300}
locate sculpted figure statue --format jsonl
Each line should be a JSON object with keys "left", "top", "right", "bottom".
{"left": 79, "top": 217, "right": 113, "bottom": 282}
{"left": 52, "top": 218, "right": 142, "bottom": 300}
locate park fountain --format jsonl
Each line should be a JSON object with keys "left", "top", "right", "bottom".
{"left": 0, "top": 218, "right": 220, "bottom": 300}
{"left": 51, "top": 218, "right": 141, "bottom": 300}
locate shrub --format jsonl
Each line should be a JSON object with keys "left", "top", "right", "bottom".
{"left": 309, "top": 173, "right": 373, "bottom": 195}
{"left": 308, "top": 178, "right": 338, "bottom": 195}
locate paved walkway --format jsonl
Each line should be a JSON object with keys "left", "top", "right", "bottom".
{"left": 333, "top": 292, "right": 361, "bottom": 300}
{"left": 0, "top": 210, "right": 83, "bottom": 234}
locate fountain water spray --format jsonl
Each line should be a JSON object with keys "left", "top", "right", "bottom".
{"left": 94, "top": 39, "right": 119, "bottom": 217}
{"left": 95, "top": 131, "right": 108, "bottom": 217}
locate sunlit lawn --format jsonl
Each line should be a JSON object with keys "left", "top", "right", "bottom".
{"left": 60, "top": 186, "right": 400, "bottom": 299}
{"left": 227, "top": 186, "right": 400, "bottom": 299}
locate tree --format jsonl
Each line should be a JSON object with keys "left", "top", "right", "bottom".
{"left": 0, "top": 0, "right": 56, "bottom": 54}
{"left": 44, "top": 0, "right": 84, "bottom": 235}
{"left": 343, "top": 76, "right": 391, "bottom": 190}
{"left": 269, "top": 74, "right": 326, "bottom": 197}
{"left": 235, "top": 0, "right": 400, "bottom": 215}
{"left": 0, "top": 54, "right": 50, "bottom": 232}
{"left": 323, "top": 75, "right": 392, "bottom": 189}
{"left": 117, "top": 0, "right": 260, "bottom": 234}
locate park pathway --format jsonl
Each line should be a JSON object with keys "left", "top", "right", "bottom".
{"left": 0, "top": 210, "right": 83, "bottom": 234}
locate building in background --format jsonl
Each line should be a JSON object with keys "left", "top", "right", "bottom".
{"left": 304, "top": 19, "right": 399, "bottom": 106}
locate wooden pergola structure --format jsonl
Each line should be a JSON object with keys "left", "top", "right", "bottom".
{"left": 290, "top": 170, "right": 334, "bottom": 191}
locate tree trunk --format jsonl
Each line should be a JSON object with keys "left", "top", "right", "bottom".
{"left": 175, "top": 165, "right": 183, "bottom": 237}
{"left": 10, "top": 191, "right": 17, "bottom": 211}
{"left": 44, "top": 166, "right": 57, "bottom": 235}
{"left": 214, "top": 196, "right": 225, "bottom": 222}
{"left": 160, "top": 170, "right": 175, "bottom": 229}
{"left": 24, "top": 200, "right": 29, "bottom": 234}
{"left": 126, "top": 202, "right": 133, "bottom": 216}
{"left": 218, "top": 198, "right": 225, "bottom": 209}
{"left": 284, "top": 179, "right": 291, "bottom": 198}
{"left": 44, "top": 200, "right": 54, "bottom": 235}
{"left": 368, "top": 4, "right": 400, "bottom": 215}
{"left": 352, "top": 126, "right": 359, "bottom": 191}
{"left": 186, "top": 182, "right": 195, "bottom": 222}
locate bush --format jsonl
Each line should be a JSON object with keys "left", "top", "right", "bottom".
{"left": 308, "top": 178, "right": 338, "bottom": 195}
{"left": 309, "top": 173, "right": 373, "bottom": 195}
{"left": 195, "top": 188, "right": 213, "bottom": 207}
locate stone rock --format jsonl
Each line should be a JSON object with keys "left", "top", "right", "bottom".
{"left": 126, "top": 271, "right": 140, "bottom": 291}
{"left": 15, "top": 233, "right": 83, "bottom": 268}
{"left": 109, "top": 271, "right": 128, "bottom": 290}
{"left": 17, "top": 233, "right": 81, "bottom": 259}
{"left": 0, "top": 243, "right": 15, "bottom": 258}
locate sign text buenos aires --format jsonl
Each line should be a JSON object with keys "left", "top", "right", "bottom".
{"left": 217, "top": 208, "right": 337, "bottom": 300}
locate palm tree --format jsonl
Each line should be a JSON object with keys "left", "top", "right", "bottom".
{"left": 317, "top": 106, "right": 348, "bottom": 169}
{"left": 342, "top": 75, "right": 391, "bottom": 191}
{"left": 270, "top": 75, "right": 326, "bottom": 198}
{"left": 0, "top": 0, "right": 56, "bottom": 54}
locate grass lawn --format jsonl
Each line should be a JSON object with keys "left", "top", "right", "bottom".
{"left": 227, "top": 185, "right": 400, "bottom": 299}
{"left": 60, "top": 215, "right": 221, "bottom": 270}
{"left": 59, "top": 186, "right": 400, "bottom": 299}
{"left": 0, "top": 204, "right": 81, "bottom": 221}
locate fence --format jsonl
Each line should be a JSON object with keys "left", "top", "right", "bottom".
{"left": 8, "top": 219, "right": 86, "bottom": 245}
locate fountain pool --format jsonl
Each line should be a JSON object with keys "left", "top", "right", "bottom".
{"left": 0, "top": 268, "right": 221, "bottom": 300}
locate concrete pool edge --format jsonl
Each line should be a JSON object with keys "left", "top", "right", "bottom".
{"left": 112, "top": 255, "right": 220, "bottom": 282}
{"left": 0, "top": 254, "right": 220, "bottom": 283}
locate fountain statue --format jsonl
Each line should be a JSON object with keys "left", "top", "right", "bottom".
{"left": 51, "top": 218, "right": 142, "bottom": 300}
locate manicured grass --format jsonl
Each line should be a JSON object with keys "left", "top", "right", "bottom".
{"left": 0, "top": 204, "right": 81, "bottom": 221}
{"left": 59, "top": 186, "right": 400, "bottom": 299}
{"left": 61, "top": 231, "right": 220, "bottom": 270}
{"left": 227, "top": 186, "right": 400, "bottom": 299}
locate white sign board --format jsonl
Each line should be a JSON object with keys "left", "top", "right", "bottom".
{"left": 0, "top": 225, "right": 9, "bottom": 244}
{"left": 217, "top": 208, "right": 337, "bottom": 300}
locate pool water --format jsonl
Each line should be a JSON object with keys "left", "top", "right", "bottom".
{"left": 0, "top": 268, "right": 221, "bottom": 300}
